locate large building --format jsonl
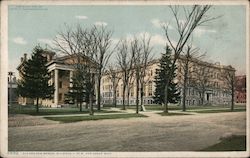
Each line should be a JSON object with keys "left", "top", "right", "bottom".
{"left": 17, "top": 51, "right": 90, "bottom": 107}
{"left": 17, "top": 50, "right": 235, "bottom": 107}
{"left": 101, "top": 57, "right": 235, "bottom": 106}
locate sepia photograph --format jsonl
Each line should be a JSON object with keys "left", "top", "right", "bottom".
{"left": 1, "top": 0, "right": 249, "bottom": 157}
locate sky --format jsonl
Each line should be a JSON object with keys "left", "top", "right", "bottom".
{"left": 8, "top": 5, "right": 246, "bottom": 76}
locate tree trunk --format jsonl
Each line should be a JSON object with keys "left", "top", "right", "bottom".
{"left": 36, "top": 98, "right": 39, "bottom": 113}
{"left": 201, "top": 93, "right": 204, "bottom": 106}
{"left": 127, "top": 89, "right": 130, "bottom": 107}
{"left": 140, "top": 87, "right": 144, "bottom": 111}
{"left": 231, "top": 85, "right": 234, "bottom": 111}
{"left": 89, "top": 93, "right": 94, "bottom": 115}
{"left": 136, "top": 78, "right": 139, "bottom": 114}
{"left": 80, "top": 101, "right": 82, "bottom": 112}
{"left": 76, "top": 101, "right": 79, "bottom": 108}
{"left": 85, "top": 102, "right": 89, "bottom": 109}
{"left": 97, "top": 76, "right": 101, "bottom": 111}
{"left": 164, "top": 85, "right": 169, "bottom": 113}
{"left": 113, "top": 88, "right": 117, "bottom": 107}
{"left": 182, "top": 62, "right": 188, "bottom": 111}
{"left": 182, "top": 83, "right": 187, "bottom": 112}
{"left": 122, "top": 85, "right": 126, "bottom": 110}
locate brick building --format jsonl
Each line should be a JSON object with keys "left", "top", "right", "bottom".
{"left": 235, "top": 75, "right": 246, "bottom": 104}
{"left": 101, "top": 57, "right": 235, "bottom": 106}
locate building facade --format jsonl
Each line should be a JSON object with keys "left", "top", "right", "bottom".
{"left": 101, "top": 58, "right": 235, "bottom": 106}
{"left": 17, "top": 51, "right": 81, "bottom": 107}
{"left": 17, "top": 50, "right": 235, "bottom": 107}
{"left": 235, "top": 75, "right": 246, "bottom": 104}
{"left": 17, "top": 50, "right": 98, "bottom": 107}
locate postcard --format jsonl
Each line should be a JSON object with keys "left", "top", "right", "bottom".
{"left": 1, "top": 0, "right": 249, "bottom": 157}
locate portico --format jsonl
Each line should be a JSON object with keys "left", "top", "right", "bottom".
{"left": 47, "top": 61, "right": 74, "bottom": 107}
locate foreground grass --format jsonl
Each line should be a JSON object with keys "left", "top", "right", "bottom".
{"left": 9, "top": 105, "right": 119, "bottom": 116}
{"left": 201, "top": 135, "right": 246, "bottom": 151}
{"left": 44, "top": 113, "right": 147, "bottom": 123}
{"left": 158, "top": 112, "right": 192, "bottom": 116}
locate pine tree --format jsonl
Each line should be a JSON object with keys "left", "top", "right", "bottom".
{"left": 153, "top": 45, "right": 180, "bottom": 105}
{"left": 65, "top": 68, "right": 88, "bottom": 112}
{"left": 65, "top": 62, "right": 96, "bottom": 114}
{"left": 17, "top": 46, "right": 54, "bottom": 113}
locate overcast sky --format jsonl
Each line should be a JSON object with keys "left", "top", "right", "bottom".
{"left": 8, "top": 5, "right": 246, "bottom": 76}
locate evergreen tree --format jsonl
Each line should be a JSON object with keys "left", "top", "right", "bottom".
{"left": 17, "top": 46, "right": 54, "bottom": 113}
{"left": 65, "top": 68, "right": 88, "bottom": 112}
{"left": 65, "top": 63, "right": 95, "bottom": 113}
{"left": 153, "top": 45, "right": 180, "bottom": 105}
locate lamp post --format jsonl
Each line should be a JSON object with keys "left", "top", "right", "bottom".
{"left": 8, "top": 71, "right": 14, "bottom": 107}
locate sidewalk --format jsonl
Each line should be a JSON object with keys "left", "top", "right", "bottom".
{"left": 41, "top": 108, "right": 134, "bottom": 118}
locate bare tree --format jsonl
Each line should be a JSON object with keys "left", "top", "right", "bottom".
{"left": 116, "top": 39, "right": 135, "bottom": 110}
{"left": 127, "top": 74, "right": 135, "bottom": 107}
{"left": 221, "top": 67, "right": 236, "bottom": 111}
{"left": 131, "top": 37, "right": 143, "bottom": 114}
{"left": 162, "top": 5, "right": 216, "bottom": 113}
{"left": 139, "top": 34, "right": 153, "bottom": 111}
{"left": 107, "top": 64, "right": 122, "bottom": 107}
{"left": 94, "top": 25, "right": 114, "bottom": 111}
{"left": 178, "top": 45, "right": 205, "bottom": 111}
{"left": 53, "top": 24, "right": 97, "bottom": 115}
{"left": 190, "top": 63, "right": 212, "bottom": 106}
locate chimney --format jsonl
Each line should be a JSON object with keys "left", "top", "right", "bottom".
{"left": 21, "top": 57, "right": 24, "bottom": 62}
{"left": 24, "top": 53, "right": 27, "bottom": 61}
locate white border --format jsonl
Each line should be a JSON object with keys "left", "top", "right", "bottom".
{"left": 1, "top": 0, "right": 249, "bottom": 158}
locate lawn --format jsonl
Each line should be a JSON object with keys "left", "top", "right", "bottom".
{"left": 158, "top": 112, "right": 192, "bottom": 116}
{"left": 106, "top": 104, "right": 182, "bottom": 111}
{"left": 192, "top": 108, "right": 246, "bottom": 113}
{"left": 105, "top": 104, "right": 241, "bottom": 111}
{"left": 201, "top": 135, "right": 246, "bottom": 151}
{"left": 44, "top": 113, "right": 147, "bottom": 123}
{"left": 8, "top": 104, "right": 120, "bottom": 116}
{"left": 143, "top": 104, "right": 246, "bottom": 112}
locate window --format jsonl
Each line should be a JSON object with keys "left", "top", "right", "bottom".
{"left": 116, "top": 89, "right": 119, "bottom": 97}
{"left": 143, "top": 85, "right": 146, "bottom": 96}
{"left": 59, "top": 81, "right": 63, "bottom": 88}
{"left": 148, "top": 81, "right": 153, "bottom": 96}
{"left": 192, "top": 88, "right": 194, "bottom": 95}
{"left": 59, "top": 93, "right": 62, "bottom": 101}
{"left": 130, "top": 88, "right": 134, "bottom": 97}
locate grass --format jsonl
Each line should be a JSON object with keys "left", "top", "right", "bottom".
{"left": 192, "top": 108, "right": 246, "bottom": 113}
{"left": 106, "top": 104, "right": 242, "bottom": 111}
{"left": 44, "top": 113, "right": 147, "bottom": 123}
{"left": 10, "top": 104, "right": 246, "bottom": 116}
{"left": 144, "top": 104, "right": 246, "bottom": 113}
{"left": 201, "top": 135, "right": 246, "bottom": 151}
{"left": 8, "top": 104, "right": 120, "bottom": 116}
{"left": 158, "top": 112, "right": 192, "bottom": 116}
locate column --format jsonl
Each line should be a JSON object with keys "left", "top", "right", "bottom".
{"left": 69, "top": 70, "right": 73, "bottom": 88}
{"left": 54, "top": 69, "right": 59, "bottom": 107}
